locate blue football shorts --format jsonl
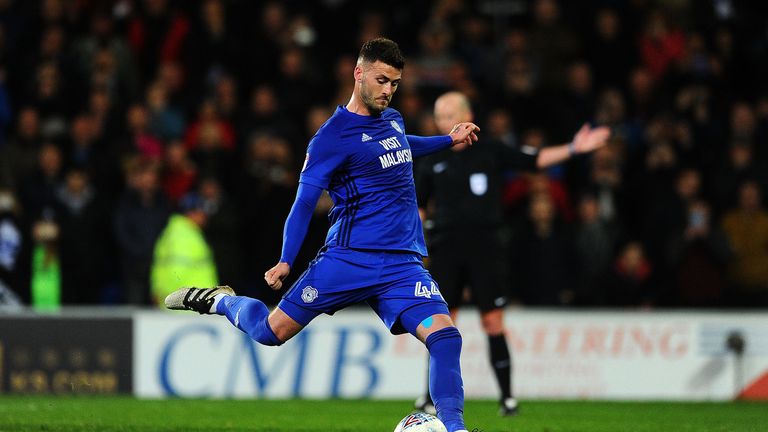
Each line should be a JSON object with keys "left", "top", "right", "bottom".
{"left": 278, "top": 246, "right": 449, "bottom": 334}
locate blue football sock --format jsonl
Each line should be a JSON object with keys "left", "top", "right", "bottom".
{"left": 426, "top": 327, "right": 465, "bottom": 432}
{"left": 216, "top": 296, "right": 282, "bottom": 346}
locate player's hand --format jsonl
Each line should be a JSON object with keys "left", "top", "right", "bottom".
{"left": 264, "top": 262, "right": 290, "bottom": 290}
{"left": 570, "top": 123, "right": 611, "bottom": 154}
{"left": 449, "top": 122, "right": 480, "bottom": 147}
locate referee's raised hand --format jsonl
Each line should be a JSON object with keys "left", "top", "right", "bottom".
{"left": 449, "top": 122, "right": 480, "bottom": 147}
{"left": 265, "top": 262, "right": 290, "bottom": 290}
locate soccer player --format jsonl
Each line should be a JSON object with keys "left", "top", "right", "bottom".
{"left": 414, "top": 92, "right": 611, "bottom": 416}
{"left": 165, "top": 38, "right": 480, "bottom": 432}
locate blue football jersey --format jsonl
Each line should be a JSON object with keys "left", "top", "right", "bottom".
{"left": 300, "top": 106, "right": 427, "bottom": 255}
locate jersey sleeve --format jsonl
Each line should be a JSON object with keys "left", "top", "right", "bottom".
{"left": 299, "top": 129, "right": 347, "bottom": 189}
{"left": 407, "top": 135, "right": 453, "bottom": 158}
{"left": 279, "top": 183, "right": 323, "bottom": 267}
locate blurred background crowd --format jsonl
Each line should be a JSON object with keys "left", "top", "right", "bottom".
{"left": 1, "top": 0, "right": 768, "bottom": 310}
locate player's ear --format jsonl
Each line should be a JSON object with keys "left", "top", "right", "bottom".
{"left": 354, "top": 65, "right": 364, "bottom": 82}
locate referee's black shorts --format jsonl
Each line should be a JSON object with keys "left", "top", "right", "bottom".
{"left": 427, "top": 228, "right": 510, "bottom": 312}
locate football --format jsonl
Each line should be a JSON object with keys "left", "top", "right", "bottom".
{"left": 393, "top": 412, "right": 448, "bottom": 432}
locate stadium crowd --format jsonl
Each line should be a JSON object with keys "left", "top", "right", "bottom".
{"left": 1, "top": 0, "right": 768, "bottom": 309}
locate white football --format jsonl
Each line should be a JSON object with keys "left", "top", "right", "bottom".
{"left": 393, "top": 412, "right": 448, "bottom": 432}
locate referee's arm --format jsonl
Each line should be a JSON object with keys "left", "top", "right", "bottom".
{"left": 535, "top": 124, "right": 612, "bottom": 168}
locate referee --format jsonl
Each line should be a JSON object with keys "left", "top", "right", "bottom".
{"left": 415, "top": 92, "right": 610, "bottom": 416}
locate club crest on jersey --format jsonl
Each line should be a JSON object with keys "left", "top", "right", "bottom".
{"left": 390, "top": 120, "right": 403, "bottom": 133}
{"left": 301, "top": 286, "right": 318, "bottom": 303}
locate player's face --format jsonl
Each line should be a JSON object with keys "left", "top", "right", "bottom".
{"left": 359, "top": 61, "right": 402, "bottom": 115}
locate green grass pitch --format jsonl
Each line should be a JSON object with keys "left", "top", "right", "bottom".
{"left": 0, "top": 397, "right": 766, "bottom": 431}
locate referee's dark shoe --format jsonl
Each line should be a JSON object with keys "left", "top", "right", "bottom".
{"left": 499, "top": 397, "right": 519, "bottom": 416}
{"left": 164, "top": 286, "right": 235, "bottom": 314}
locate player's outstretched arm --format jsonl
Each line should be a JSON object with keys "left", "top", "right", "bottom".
{"left": 535, "top": 123, "right": 611, "bottom": 169}
{"left": 265, "top": 182, "right": 323, "bottom": 290}
{"left": 406, "top": 122, "right": 480, "bottom": 158}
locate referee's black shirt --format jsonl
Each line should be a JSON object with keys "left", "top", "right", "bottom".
{"left": 415, "top": 139, "right": 538, "bottom": 232}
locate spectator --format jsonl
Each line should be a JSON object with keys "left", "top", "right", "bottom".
{"left": 586, "top": 8, "right": 634, "bottom": 91}
{"left": 146, "top": 81, "right": 184, "bottom": 141}
{"left": 120, "top": 104, "right": 164, "bottom": 161}
{"left": 0, "top": 107, "right": 42, "bottom": 188}
{"left": 18, "top": 142, "right": 62, "bottom": 221}
{"left": 53, "top": 168, "right": 107, "bottom": 304}
{"left": 509, "top": 193, "right": 574, "bottom": 305}
{"left": 114, "top": 158, "right": 169, "bottom": 305}
{"left": 161, "top": 140, "right": 197, "bottom": 204}
{"left": 572, "top": 191, "right": 620, "bottom": 305}
{"left": 150, "top": 192, "right": 217, "bottom": 306}
{"left": 721, "top": 180, "right": 768, "bottom": 306}
{"left": 0, "top": 188, "right": 23, "bottom": 308}
{"left": 603, "top": 241, "right": 654, "bottom": 307}
{"left": 668, "top": 200, "right": 731, "bottom": 307}
{"left": 197, "top": 176, "right": 241, "bottom": 289}
{"left": 240, "top": 132, "right": 295, "bottom": 303}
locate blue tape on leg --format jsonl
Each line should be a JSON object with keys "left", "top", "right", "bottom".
{"left": 421, "top": 316, "right": 434, "bottom": 329}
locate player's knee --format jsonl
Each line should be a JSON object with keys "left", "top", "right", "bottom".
{"left": 425, "top": 326, "right": 462, "bottom": 354}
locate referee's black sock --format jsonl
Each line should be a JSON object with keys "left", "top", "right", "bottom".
{"left": 488, "top": 334, "right": 512, "bottom": 399}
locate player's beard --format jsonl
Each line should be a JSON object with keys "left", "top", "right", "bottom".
{"left": 360, "top": 81, "right": 390, "bottom": 115}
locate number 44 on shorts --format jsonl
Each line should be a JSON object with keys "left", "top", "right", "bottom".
{"left": 414, "top": 281, "right": 441, "bottom": 298}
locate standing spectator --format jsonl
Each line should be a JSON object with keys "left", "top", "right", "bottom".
{"left": 72, "top": 8, "right": 138, "bottom": 110}
{"left": 511, "top": 192, "right": 574, "bottom": 305}
{"left": 127, "top": 0, "right": 190, "bottom": 82}
{"left": 721, "top": 180, "right": 768, "bottom": 306}
{"left": 161, "top": 140, "right": 197, "bottom": 204}
{"left": 712, "top": 141, "right": 768, "bottom": 215}
{"left": 0, "top": 107, "right": 42, "bottom": 188}
{"left": 603, "top": 241, "right": 654, "bottom": 307}
{"left": 0, "top": 189, "right": 23, "bottom": 308}
{"left": 572, "top": 191, "right": 620, "bottom": 305}
{"left": 528, "top": 0, "right": 581, "bottom": 91}
{"left": 586, "top": 8, "right": 634, "bottom": 91}
{"left": 239, "top": 132, "right": 295, "bottom": 303}
{"left": 53, "top": 167, "right": 107, "bottom": 304}
{"left": 197, "top": 176, "right": 242, "bottom": 290}
{"left": 184, "top": 101, "right": 236, "bottom": 189}
{"left": 151, "top": 193, "right": 217, "bottom": 306}
{"left": 18, "top": 142, "right": 62, "bottom": 221}
{"left": 668, "top": 200, "right": 731, "bottom": 307}
{"left": 114, "top": 158, "right": 170, "bottom": 305}
{"left": 183, "top": 0, "right": 240, "bottom": 92}
{"left": 146, "top": 81, "right": 184, "bottom": 141}
{"left": 119, "top": 104, "right": 164, "bottom": 161}
{"left": 638, "top": 10, "right": 685, "bottom": 79}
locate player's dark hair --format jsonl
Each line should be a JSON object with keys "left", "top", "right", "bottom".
{"left": 358, "top": 38, "right": 405, "bottom": 70}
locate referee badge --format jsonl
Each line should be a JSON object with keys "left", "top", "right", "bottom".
{"left": 469, "top": 173, "right": 488, "bottom": 196}
{"left": 301, "top": 286, "right": 318, "bottom": 303}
